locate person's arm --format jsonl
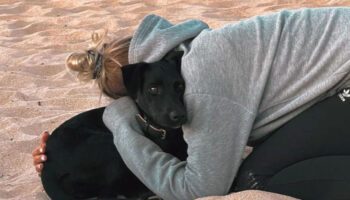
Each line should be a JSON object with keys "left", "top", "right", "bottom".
{"left": 103, "top": 96, "right": 254, "bottom": 200}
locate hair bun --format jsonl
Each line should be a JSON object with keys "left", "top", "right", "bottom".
{"left": 66, "top": 52, "right": 94, "bottom": 72}
{"left": 65, "top": 32, "right": 131, "bottom": 99}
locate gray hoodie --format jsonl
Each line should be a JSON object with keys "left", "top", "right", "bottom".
{"left": 103, "top": 7, "right": 350, "bottom": 200}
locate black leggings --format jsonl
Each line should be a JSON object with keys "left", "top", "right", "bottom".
{"left": 233, "top": 89, "right": 350, "bottom": 200}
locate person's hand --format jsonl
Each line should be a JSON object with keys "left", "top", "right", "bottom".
{"left": 32, "top": 131, "right": 50, "bottom": 177}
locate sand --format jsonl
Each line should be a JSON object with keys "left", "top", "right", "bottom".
{"left": 1, "top": 0, "right": 350, "bottom": 199}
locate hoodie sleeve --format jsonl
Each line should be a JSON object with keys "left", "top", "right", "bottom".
{"left": 103, "top": 95, "right": 255, "bottom": 200}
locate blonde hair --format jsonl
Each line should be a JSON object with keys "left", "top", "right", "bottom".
{"left": 66, "top": 32, "right": 132, "bottom": 99}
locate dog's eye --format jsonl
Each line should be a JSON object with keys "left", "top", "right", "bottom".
{"left": 148, "top": 87, "right": 159, "bottom": 95}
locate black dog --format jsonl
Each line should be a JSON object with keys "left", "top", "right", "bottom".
{"left": 41, "top": 51, "right": 187, "bottom": 200}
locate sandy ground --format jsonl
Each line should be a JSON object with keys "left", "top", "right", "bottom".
{"left": 1, "top": 0, "right": 350, "bottom": 199}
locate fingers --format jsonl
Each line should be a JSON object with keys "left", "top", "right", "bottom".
{"left": 41, "top": 131, "right": 50, "bottom": 144}
{"left": 32, "top": 145, "right": 41, "bottom": 157}
{"left": 35, "top": 163, "right": 44, "bottom": 174}
{"left": 33, "top": 131, "right": 50, "bottom": 177}
{"left": 32, "top": 143, "right": 46, "bottom": 156}
{"left": 32, "top": 131, "right": 49, "bottom": 157}
{"left": 33, "top": 154, "right": 47, "bottom": 166}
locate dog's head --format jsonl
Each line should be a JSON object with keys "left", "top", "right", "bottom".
{"left": 121, "top": 51, "right": 186, "bottom": 129}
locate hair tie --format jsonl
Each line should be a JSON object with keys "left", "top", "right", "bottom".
{"left": 92, "top": 43, "right": 108, "bottom": 79}
{"left": 93, "top": 52, "right": 103, "bottom": 79}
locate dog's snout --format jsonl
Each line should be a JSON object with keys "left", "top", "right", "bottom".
{"left": 169, "top": 111, "right": 186, "bottom": 123}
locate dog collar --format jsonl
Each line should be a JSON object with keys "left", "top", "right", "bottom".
{"left": 135, "top": 114, "right": 166, "bottom": 140}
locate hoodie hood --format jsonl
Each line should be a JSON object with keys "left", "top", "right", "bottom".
{"left": 128, "top": 14, "right": 209, "bottom": 64}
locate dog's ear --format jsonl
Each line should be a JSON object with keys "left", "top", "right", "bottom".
{"left": 121, "top": 62, "right": 148, "bottom": 99}
{"left": 164, "top": 50, "right": 184, "bottom": 72}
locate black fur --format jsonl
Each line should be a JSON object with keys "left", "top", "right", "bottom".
{"left": 122, "top": 51, "right": 186, "bottom": 129}
{"left": 41, "top": 50, "right": 187, "bottom": 200}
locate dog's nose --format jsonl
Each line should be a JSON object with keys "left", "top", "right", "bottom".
{"left": 169, "top": 111, "right": 185, "bottom": 123}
